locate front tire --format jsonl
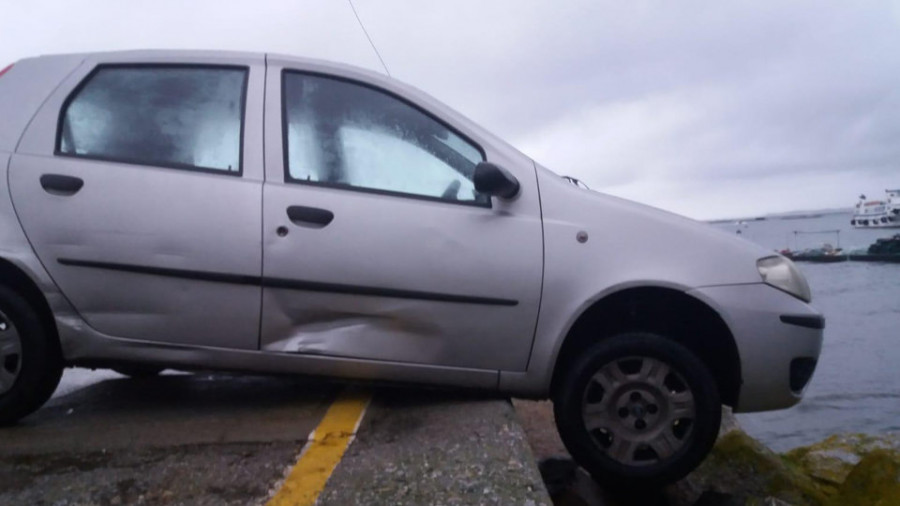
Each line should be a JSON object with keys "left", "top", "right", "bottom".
{"left": 553, "top": 332, "right": 721, "bottom": 489}
{"left": 0, "top": 286, "right": 63, "bottom": 425}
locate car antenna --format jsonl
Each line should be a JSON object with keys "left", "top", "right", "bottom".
{"left": 347, "top": 0, "right": 392, "bottom": 77}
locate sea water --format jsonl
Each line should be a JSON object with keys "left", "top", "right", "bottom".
{"left": 712, "top": 213, "right": 900, "bottom": 451}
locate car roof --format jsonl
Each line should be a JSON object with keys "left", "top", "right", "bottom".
{"left": 30, "top": 48, "right": 415, "bottom": 111}
{"left": 31, "top": 49, "right": 387, "bottom": 82}
{"left": 12, "top": 49, "right": 525, "bottom": 165}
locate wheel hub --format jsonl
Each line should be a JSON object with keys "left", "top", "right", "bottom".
{"left": 581, "top": 356, "right": 697, "bottom": 466}
{"left": 0, "top": 310, "right": 22, "bottom": 395}
{"left": 630, "top": 403, "right": 646, "bottom": 419}
{"left": 615, "top": 388, "right": 664, "bottom": 430}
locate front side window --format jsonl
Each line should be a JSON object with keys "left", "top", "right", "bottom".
{"left": 59, "top": 65, "right": 247, "bottom": 173}
{"left": 283, "top": 72, "right": 487, "bottom": 205}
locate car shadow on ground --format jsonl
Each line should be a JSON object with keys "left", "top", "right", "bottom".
{"left": 4, "top": 372, "right": 511, "bottom": 456}
{"left": 3, "top": 372, "right": 344, "bottom": 455}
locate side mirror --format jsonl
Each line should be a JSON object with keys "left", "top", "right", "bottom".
{"left": 473, "top": 162, "right": 520, "bottom": 200}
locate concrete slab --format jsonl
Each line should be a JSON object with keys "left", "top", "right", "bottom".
{"left": 1, "top": 373, "right": 338, "bottom": 505}
{"left": 1, "top": 442, "right": 298, "bottom": 506}
{"left": 1, "top": 374, "right": 552, "bottom": 505}
{"left": 317, "top": 389, "right": 552, "bottom": 505}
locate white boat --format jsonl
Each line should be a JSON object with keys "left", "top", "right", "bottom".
{"left": 851, "top": 190, "right": 900, "bottom": 228}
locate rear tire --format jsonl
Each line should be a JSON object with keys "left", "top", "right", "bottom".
{"left": 553, "top": 332, "right": 721, "bottom": 489}
{"left": 0, "top": 285, "right": 63, "bottom": 426}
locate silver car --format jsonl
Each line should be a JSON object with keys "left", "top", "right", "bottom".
{"left": 0, "top": 51, "right": 823, "bottom": 486}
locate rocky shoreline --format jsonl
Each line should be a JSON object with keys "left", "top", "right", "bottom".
{"left": 666, "top": 408, "right": 900, "bottom": 506}
{"left": 515, "top": 401, "right": 900, "bottom": 506}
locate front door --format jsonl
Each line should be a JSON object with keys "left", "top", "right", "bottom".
{"left": 9, "top": 57, "right": 265, "bottom": 349}
{"left": 260, "top": 63, "right": 543, "bottom": 371}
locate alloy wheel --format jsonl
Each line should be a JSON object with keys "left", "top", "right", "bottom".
{"left": 581, "top": 356, "right": 696, "bottom": 466}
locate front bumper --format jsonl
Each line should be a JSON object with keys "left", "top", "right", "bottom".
{"left": 689, "top": 283, "right": 824, "bottom": 413}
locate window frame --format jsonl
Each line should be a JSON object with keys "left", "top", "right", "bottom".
{"left": 54, "top": 63, "right": 250, "bottom": 177}
{"left": 280, "top": 70, "right": 491, "bottom": 208}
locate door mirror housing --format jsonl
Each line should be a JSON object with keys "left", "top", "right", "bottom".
{"left": 474, "top": 162, "right": 520, "bottom": 200}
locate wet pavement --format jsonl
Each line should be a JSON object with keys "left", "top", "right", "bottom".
{"left": 5, "top": 373, "right": 337, "bottom": 454}
{"left": 0, "top": 370, "right": 551, "bottom": 505}
{"left": 1, "top": 372, "right": 338, "bottom": 505}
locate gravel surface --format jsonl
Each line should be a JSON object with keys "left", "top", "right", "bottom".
{"left": 318, "top": 389, "right": 552, "bottom": 505}
{"left": 0, "top": 442, "right": 298, "bottom": 506}
{"left": 4, "top": 376, "right": 553, "bottom": 505}
{"left": 513, "top": 399, "right": 569, "bottom": 461}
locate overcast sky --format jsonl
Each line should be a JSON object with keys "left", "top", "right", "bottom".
{"left": 3, "top": 1, "right": 898, "bottom": 219}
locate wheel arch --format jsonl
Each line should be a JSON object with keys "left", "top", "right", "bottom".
{"left": 549, "top": 286, "right": 741, "bottom": 407}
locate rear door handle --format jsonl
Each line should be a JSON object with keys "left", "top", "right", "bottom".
{"left": 40, "top": 174, "right": 84, "bottom": 196}
{"left": 286, "top": 205, "right": 334, "bottom": 228}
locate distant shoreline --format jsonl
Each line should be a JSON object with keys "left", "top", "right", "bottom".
{"left": 706, "top": 207, "right": 852, "bottom": 224}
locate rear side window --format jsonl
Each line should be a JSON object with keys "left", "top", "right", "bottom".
{"left": 58, "top": 65, "right": 247, "bottom": 174}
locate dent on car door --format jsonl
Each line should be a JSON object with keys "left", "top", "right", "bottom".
{"left": 9, "top": 60, "right": 265, "bottom": 349}
{"left": 260, "top": 67, "right": 544, "bottom": 371}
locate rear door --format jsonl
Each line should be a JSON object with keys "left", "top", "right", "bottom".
{"left": 9, "top": 53, "right": 265, "bottom": 349}
{"left": 259, "top": 59, "right": 544, "bottom": 371}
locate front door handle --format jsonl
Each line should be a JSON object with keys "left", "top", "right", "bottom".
{"left": 286, "top": 205, "right": 334, "bottom": 228}
{"left": 40, "top": 174, "right": 84, "bottom": 196}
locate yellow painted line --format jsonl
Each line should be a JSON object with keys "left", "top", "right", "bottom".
{"left": 267, "top": 388, "right": 372, "bottom": 506}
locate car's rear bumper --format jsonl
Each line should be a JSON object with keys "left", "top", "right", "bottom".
{"left": 689, "top": 283, "right": 824, "bottom": 413}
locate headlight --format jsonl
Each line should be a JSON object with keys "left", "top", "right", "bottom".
{"left": 757, "top": 255, "right": 812, "bottom": 302}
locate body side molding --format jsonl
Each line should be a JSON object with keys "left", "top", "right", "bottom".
{"left": 58, "top": 258, "right": 518, "bottom": 306}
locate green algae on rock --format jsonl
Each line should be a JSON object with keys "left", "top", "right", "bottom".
{"left": 829, "top": 449, "right": 900, "bottom": 506}
{"left": 668, "top": 429, "right": 828, "bottom": 506}
{"left": 665, "top": 409, "right": 900, "bottom": 506}
{"left": 785, "top": 433, "right": 900, "bottom": 496}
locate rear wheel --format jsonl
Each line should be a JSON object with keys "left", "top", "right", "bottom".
{"left": 0, "top": 286, "right": 62, "bottom": 425}
{"left": 553, "top": 332, "right": 721, "bottom": 489}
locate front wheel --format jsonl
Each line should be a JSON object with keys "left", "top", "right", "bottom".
{"left": 553, "top": 332, "right": 721, "bottom": 489}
